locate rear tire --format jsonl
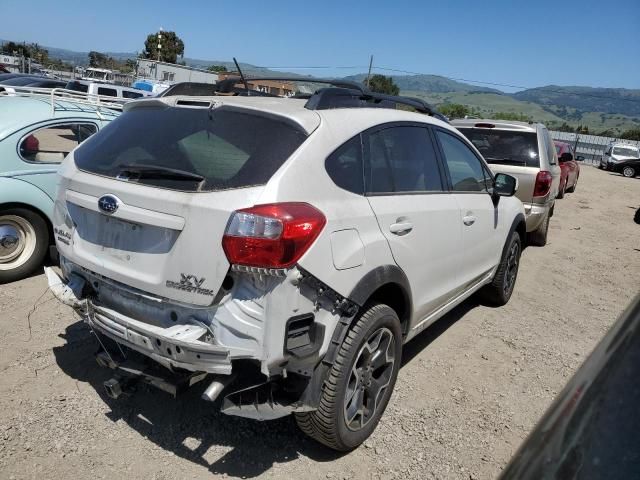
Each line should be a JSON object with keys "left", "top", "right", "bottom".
{"left": 528, "top": 212, "right": 549, "bottom": 247}
{"left": 622, "top": 166, "right": 636, "bottom": 178}
{"left": 557, "top": 180, "right": 566, "bottom": 199}
{"left": 0, "top": 208, "right": 49, "bottom": 284}
{"left": 295, "top": 303, "right": 402, "bottom": 451}
{"left": 479, "top": 230, "right": 522, "bottom": 306}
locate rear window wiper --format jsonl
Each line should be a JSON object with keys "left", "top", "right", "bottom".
{"left": 117, "top": 164, "right": 205, "bottom": 182}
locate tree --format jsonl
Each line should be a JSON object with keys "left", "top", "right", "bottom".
{"left": 142, "top": 30, "right": 184, "bottom": 64}
{"left": 367, "top": 74, "right": 399, "bottom": 96}
{"left": 491, "top": 112, "right": 531, "bottom": 122}
{"left": 438, "top": 103, "right": 470, "bottom": 119}
{"left": 207, "top": 65, "right": 227, "bottom": 73}
{"left": 619, "top": 128, "right": 640, "bottom": 141}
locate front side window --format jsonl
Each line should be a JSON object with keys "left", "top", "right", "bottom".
{"left": 19, "top": 123, "right": 98, "bottom": 163}
{"left": 74, "top": 106, "right": 308, "bottom": 192}
{"left": 436, "top": 130, "right": 489, "bottom": 192}
{"left": 365, "top": 126, "right": 443, "bottom": 194}
{"left": 325, "top": 135, "right": 364, "bottom": 194}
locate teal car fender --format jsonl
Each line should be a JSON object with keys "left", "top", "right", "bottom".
{"left": 0, "top": 174, "right": 56, "bottom": 222}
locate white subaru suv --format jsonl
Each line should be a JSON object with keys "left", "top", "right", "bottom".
{"left": 47, "top": 82, "right": 525, "bottom": 451}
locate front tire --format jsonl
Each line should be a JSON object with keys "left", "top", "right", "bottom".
{"left": 0, "top": 208, "right": 49, "bottom": 284}
{"left": 295, "top": 304, "right": 402, "bottom": 451}
{"left": 622, "top": 166, "right": 636, "bottom": 178}
{"left": 566, "top": 176, "right": 578, "bottom": 193}
{"left": 479, "top": 230, "right": 522, "bottom": 306}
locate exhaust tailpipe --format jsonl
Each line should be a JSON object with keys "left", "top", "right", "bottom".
{"left": 202, "top": 374, "right": 236, "bottom": 402}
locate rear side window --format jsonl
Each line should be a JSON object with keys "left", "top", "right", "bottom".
{"left": 436, "top": 130, "right": 490, "bottom": 192}
{"left": 74, "top": 106, "right": 308, "bottom": 192}
{"left": 20, "top": 123, "right": 98, "bottom": 163}
{"left": 325, "top": 135, "right": 364, "bottom": 194}
{"left": 365, "top": 126, "right": 443, "bottom": 194}
{"left": 97, "top": 87, "right": 117, "bottom": 97}
{"left": 543, "top": 129, "right": 557, "bottom": 165}
{"left": 122, "top": 90, "right": 143, "bottom": 99}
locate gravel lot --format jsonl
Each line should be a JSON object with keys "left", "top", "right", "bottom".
{"left": 1, "top": 166, "right": 639, "bottom": 480}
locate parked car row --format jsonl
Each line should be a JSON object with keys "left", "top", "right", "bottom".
{"left": 0, "top": 79, "right": 587, "bottom": 451}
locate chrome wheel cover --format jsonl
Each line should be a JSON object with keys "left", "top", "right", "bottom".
{"left": 0, "top": 215, "right": 36, "bottom": 271}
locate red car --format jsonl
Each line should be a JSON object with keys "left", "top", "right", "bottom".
{"left": 554, "top": 141, "right": 580, "bottom": 198}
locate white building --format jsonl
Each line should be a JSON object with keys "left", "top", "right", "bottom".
{"left": 136, "top": 59, "right": 219, "bottom": 84}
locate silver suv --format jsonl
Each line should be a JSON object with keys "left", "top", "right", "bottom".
{"left": 47, "top": 85, "right": 525, "bottom": 450}
{"left": 451, "top": 119, "right": 561, "bottom": 246}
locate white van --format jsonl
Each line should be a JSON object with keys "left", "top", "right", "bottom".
{"left": 65, "top": 80, "right": 152, "bottom": 100}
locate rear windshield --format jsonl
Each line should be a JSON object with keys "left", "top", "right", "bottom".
{"left": 613, "top": 146, "right": 639, "bottom": 158}
{"left": 74, "top": 105, "right": 308, "bottom": 192}
{"left": 457, "top": 128, "right": 540, "bottom": 167}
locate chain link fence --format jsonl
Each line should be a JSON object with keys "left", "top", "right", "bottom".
{"left": 550, "top": 131, "right": 640, "bottom": 166}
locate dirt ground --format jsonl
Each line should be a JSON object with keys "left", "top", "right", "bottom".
{"left": 1, "top": 166, "right": 639, "bottom": 480}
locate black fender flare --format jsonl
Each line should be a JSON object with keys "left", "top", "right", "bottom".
{"left": 503, "top": 213, "right": 526, "bottom": 258}
{"left": 297, "top": 265, "right": 412, "bottom": 410}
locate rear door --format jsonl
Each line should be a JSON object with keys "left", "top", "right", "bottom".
{"left": 363, "top": 123, "right": 462, "bottom": 319}
{"left": 434, "top": 128, "right": 502, "bottom": 287}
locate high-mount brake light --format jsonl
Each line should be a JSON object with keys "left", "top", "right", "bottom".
{"left": 474, "top": 123, "right": 495, "bottom": 128}
{"left": 222, "top": 203, "right": 326, "bottom": 269}
{"left": 533, "top": 170, "right": 553, "bottom": 197}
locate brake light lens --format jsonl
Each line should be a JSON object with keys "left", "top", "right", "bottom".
{"left": 222, "top": 203, "right": 326, "bottom": 268}
{"left": 533, "top": 170, "right": 552, "bottom": 197}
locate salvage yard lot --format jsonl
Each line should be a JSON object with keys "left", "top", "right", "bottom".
{"left": 0, "top": 166, "right": 638, "bottom": 480}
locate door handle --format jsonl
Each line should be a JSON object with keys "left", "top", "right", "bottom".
{"left": 389, "top": 222, "right": 413, "bottom": 235}
{"left": 463, "top": 215, "right": 476, "bottom": 226}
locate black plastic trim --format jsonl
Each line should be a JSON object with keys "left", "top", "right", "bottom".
{"left": 348, "top": 264, "right": 412, "bottom": 312}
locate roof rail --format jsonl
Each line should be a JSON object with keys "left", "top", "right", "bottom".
{"left": 214, "top": 76, "right": 366, "bottom": 95}
{"left": 0, "top": 86, "right": 124, "bottom": 117}
{"left": 304, "top": 88, "right": 447, "bottom": 121}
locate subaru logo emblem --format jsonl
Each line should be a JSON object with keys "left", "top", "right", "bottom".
{"left": 98, "top": 195, "right": 119, "bottom": 214}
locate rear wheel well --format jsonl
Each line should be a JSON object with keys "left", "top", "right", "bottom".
{"left": 366, "top": 283, "right": 410, "bottom": 336}
{"left": 0, "top": 202, "right": 53, "bottom": 245}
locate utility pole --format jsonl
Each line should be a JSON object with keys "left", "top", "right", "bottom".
{"left": 366, "top": 55, "right": 373, "bottom": 89}
{"left": 157, "top": 27, "right": 163, "bottom": 63}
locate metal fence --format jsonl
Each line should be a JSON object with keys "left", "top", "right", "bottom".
{"left": 550, "top": 131, "right": 640, "bottom": 166}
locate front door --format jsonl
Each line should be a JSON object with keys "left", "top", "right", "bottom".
{"left": 363, "top": 124, "right": 462, "bottom": 320}
{"left": 434, "top": 128, "right": 502, "bottom": 288}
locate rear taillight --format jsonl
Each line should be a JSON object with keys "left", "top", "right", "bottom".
{"left": 533, "top": 170, "right": 553, "bottom": 197}
{"left": 222, "top": 203, "right": 326, "bottom": 268}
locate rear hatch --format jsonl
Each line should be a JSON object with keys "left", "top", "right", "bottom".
{"left": 456, "top": 126, "right": 540, "bottom": 205}
{"left": 56, "top": 101, "right": 312, "bottom": 306}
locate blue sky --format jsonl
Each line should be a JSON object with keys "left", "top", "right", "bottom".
{"left": 2, "top": 0, "right": 639, "bottom": 91}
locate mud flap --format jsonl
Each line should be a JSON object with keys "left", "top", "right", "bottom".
{"left": 221, "top": 381, "right": 312, "bottom": 421}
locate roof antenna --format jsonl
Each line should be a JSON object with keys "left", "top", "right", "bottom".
{"left": 233, "top": 57, "right": 250, "bottom": 96}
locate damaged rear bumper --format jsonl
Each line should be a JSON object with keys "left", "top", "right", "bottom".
{"left": 45, "top": 267, "right": 232, "bottom": 375}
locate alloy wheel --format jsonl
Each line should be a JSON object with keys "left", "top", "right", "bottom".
{"left": 344, "top": 327, "right": 396, "bottom": 431}
{"left": 503, "top": 241, "right": 520, "bottom": 295}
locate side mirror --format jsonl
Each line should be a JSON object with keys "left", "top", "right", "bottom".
{"left": 493, "top": 173, "right": 518, "bottom": 198}
{"left": 560, "top": 152, "right": 574, "bottom": 162}
{"left": 576, "top": 155, "right": 585, "bottom": 162}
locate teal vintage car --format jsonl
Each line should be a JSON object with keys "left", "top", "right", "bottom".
{"left": 0, "top": 92, "right": 120, "bottom": 283}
